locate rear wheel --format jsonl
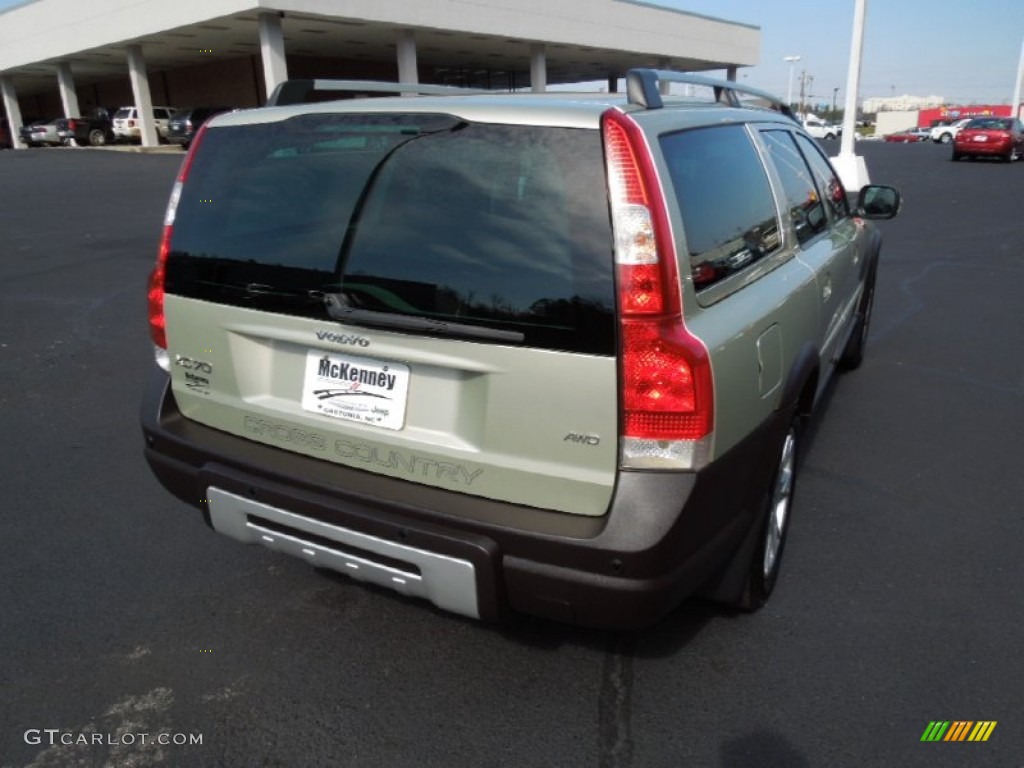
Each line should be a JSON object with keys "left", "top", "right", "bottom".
{"left": 939, "top": 133, "right": 953, "bottom": 144}
{"left": 738, "top": 420, "right": 800, "bottom": 611}
{"left": 87, "top": 128, "right": 106, "bottom": 147}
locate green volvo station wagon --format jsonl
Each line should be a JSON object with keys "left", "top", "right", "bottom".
{"left": 141, "top": 70, "right": 901, "bottom": 629}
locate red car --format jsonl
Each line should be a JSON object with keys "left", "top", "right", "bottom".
{"left": 884, "top": 127, "right": 930, "bottom": 143}
{"left": 952, "top": 117, "right": 1024, "bottom": 162}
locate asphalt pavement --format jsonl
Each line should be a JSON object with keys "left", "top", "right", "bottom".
{"left": 1, "top": 140, "right": 1022, "bottom": 768}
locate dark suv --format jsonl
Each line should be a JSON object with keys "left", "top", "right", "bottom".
{"left": 141, "top": 71, "right": 900, "bottom": 629}
{"left": 166, "top": 106, "right": 231, "bottom": 148}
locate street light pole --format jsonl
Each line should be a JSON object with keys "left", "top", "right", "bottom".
{"left": 784, "top": 55, "right": 801, "bottom": 109}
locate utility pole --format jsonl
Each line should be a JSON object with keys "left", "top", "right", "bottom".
{"left": 784, "top": 55, "right": 801, "bottom": 109}
{"left": 832, "top": 87, "right": 839, "bottom": 117}
{"left": 1013, "top": 36, "right": 1024, "bottom": 120}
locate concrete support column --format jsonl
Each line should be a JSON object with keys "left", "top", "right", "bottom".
{"left": 530, "top": 44, "right": 547, "bottom": 93}
{"left": 396, "top": 29, "right": 418, "bottom": 92}
{"left": 57, "top": 62, "right": 80, "bottom": 118}
{"left": 1, "top": 76, "right": 26, "bottom": 149}
{"left": 658, "top": 57, "right": 671, "bottom": 95}
{"left": 607, "top": 74, "right": 618, "bottom": 94}
{"left": 258, "top": 12, "right": 288, "bottom": 101}
{"left": 726, "top": 65, "right": 738, "bottom": 82}
{"left": 126, "top": 45, "right": 159, "bottom": 147}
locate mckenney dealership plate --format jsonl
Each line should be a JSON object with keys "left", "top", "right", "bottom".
{"left": 301, "top": 350, "right": 410, "bottom": 430}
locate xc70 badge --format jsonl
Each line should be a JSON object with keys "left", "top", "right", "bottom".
{"left": 174, "top": 354, "right": 213, "bottom": 394}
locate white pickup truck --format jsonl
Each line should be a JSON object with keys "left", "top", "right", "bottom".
{"left": 801, "top": 114, "right": 841, "bottom": 140}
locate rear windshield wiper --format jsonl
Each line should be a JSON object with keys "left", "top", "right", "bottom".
{"left": 322, "top": 293, "right": 524, "bottom": 343}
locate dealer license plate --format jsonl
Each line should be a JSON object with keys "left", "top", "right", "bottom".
{"left": 301, "top": 350, "right": 410, "bottom": 430}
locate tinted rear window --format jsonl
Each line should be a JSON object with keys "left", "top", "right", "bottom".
{"left": 966, "top": 118, "right": 1011, "bottom": 130}
{"left": 165, "top": 113, "right": 615, "bottom": 354}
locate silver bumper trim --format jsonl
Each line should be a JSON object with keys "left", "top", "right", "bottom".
{"left": 206, "top": 487, "right": 479, "bottom": 618}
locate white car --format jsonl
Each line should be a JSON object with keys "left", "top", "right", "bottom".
{"left": 801, "top": 114, "right": 840, "bottom": 140}
{"left": 930, "top": 118, "right": 971, "bottom": 144}
{"left": 112, "top": 106, "right": 176, "bottom": 143}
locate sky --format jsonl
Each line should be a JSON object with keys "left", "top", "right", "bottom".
{"left": 1, "top": 0, "right": 1022, "bottom": 106}
{"left": 661, "top": 0, "right": 1024, "bottom": 106}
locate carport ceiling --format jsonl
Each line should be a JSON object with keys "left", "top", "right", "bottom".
{"left": 8, "top": 10, "right": 725, "bottom": 95}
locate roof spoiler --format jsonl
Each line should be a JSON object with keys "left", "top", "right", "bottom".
{"left": 266, "top": 79, "right": 488, "bottom": 107}
{"left": 625, "top": 68, "right": 797, "bottom": 121}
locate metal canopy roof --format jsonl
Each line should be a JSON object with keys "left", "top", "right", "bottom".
{"left": 1, "top": 2, "right": 759, "bottom": 97}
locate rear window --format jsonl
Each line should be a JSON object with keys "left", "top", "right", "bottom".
{"left": 965, "top": 118, "right": 1011, "bottom": 131}
{"left": 165, "top": 113, "right": 615, "bottom": 354}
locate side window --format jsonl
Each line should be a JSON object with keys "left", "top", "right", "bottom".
{"left": 793, "top": 133, "right": 849, "bottom": 221}
{"left": 660, "top": 125, "right": 781, "bottom": 291}
{"left": 761, "top": 130, "right": 828, "bottom": 246}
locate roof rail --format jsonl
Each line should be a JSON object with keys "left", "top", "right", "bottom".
{"left": 266, "top": 79, "right": 488, "bottom": 107}
{"left": 625, "top": 68, "right": 796, "bottom": 120}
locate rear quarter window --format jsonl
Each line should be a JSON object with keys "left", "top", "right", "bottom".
{"left": 660, "top": 124, "right": 781, "bottom": 292}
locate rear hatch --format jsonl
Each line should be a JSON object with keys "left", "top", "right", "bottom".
{"left": 957, "top": 118, "right": 1012, "bottom": 147}
{"left": 161, "top": 110, "right": 620, "bottom": 516}
{"left": 167, "top": 111, "right": 189, "bottom": 136}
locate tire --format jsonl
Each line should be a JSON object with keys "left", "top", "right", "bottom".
{"left": 737, "top": 420, "right": 800, "bottom": 611}
{"left": 951, "top": 151, "right": 961, "bottom": 161}
{"left": 88, "top": 128, "right": 107, "bottom": 147}
{"left": 1005, "top": 147, "right": 1019, "bottom": 163}
{"left": 838, "top": 267, "right": 876, "bottom": 370}
{"left": 939, "top": 133, "right": 953, "bottom": 144}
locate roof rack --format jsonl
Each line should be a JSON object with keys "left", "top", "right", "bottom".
{"left": 625, "top": 68, "right": 796, "bottom": 120}
{"left": 267, "top": 79, "right": 487, "bottom": 107}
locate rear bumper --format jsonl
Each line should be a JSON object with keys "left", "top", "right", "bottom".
{"left": 141, "top": 371, "right": 783, "bottom": 629}
{"left": 956, "top": 141, "right": 1012, "bottom": 156}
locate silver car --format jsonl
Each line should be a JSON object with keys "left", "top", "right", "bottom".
{"left": 141, "top": 70, "right": 900, "bottom": 629}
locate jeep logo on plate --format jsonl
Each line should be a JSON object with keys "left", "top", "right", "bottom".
{"left": 316, "top": 330, "right": 370, "bottom": 347}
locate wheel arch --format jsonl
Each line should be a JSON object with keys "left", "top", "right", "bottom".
{"left": 780, "top": 342, "right": 820, "bottom": 418}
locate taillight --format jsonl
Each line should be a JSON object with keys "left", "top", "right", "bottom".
{"left": 148, "top": 124, "right": 209, "bottom": 369}
{"left": 602, "top": 109, "right": 713, "bottom": 469}
{"left": 128, "top": 119, "right": 136, "bottom": 128}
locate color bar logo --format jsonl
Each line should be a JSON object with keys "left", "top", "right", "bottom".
{"left": 921, "top": 721, "right": 997, "bottom": 742}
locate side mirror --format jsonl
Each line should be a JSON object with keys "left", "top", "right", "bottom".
{"left": 855, "top": 185, "right": 901, "bottom": 219}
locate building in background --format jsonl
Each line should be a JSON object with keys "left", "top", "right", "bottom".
{"left": 1, "top": 0, "right": 759, "bottom": 147}
{"left": 862, "top": 94, "right": 946, "bottom": 113}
